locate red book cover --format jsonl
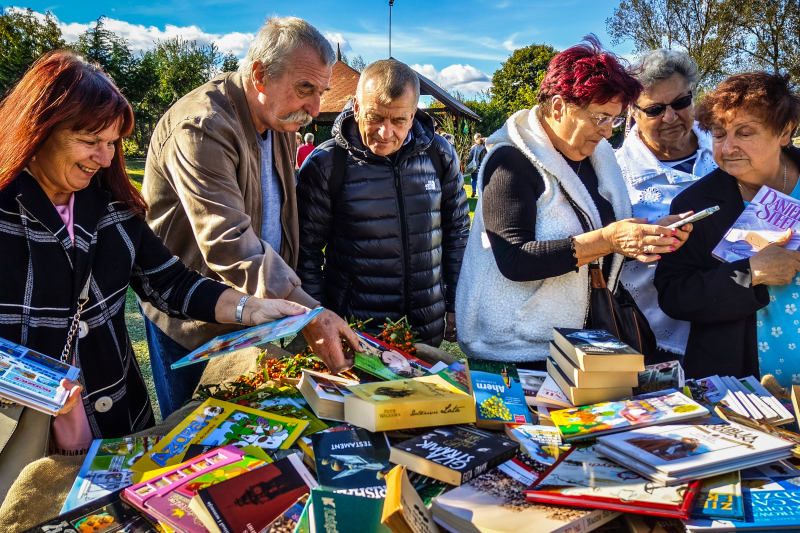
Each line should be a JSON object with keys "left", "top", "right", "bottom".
{"left": 197, "top": 454, "right": 317, "bottom": 533}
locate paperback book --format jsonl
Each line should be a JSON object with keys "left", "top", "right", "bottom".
{"left": 311, "top": 428, "right": 392, "bottom": 499}
{"left": 343, "top": 374, "right": 475, "bottom": 432}
{"left": 430, "top": 454, "right": 620, "bottom": 533}
{"left": 550, "top": 390, "right": 708, "bottom": 442}
{"left": 262, "top": 494, "right": 308, "bottom": 533}
{"left": 435, "top": 360, "right": 469, "bottom": 394}
{"left": 465, "top": 357, "right": 531, "bottom": 429}
{"left": 524, "top": 443, "right": 702, "bottom": 518}
{"left": 389, "top": 425, "right": 519, "bottom": 486}
{"left": 712, "top": 185, "right": 800, "bottom": 262}
{"left": 516, "top": 369, "right": 548, "bottom": 407}
{"left": 692, "top": 472, "right": 744, "bottom": 521}
{"left": 546, "top": 356, "right": 632, "bottom": 406}
{"left": 130, "top": 398, "right": 307, "bottom": 474}
{"left": 634, "top": 361, "right": 685, "bottom": 396}
{"left": 62, "top": 437, "right": 163, "bottom": 513}
{"left": 535, "top": 374, "right": 573, "bottom": 409}
{"left": 310, "top": 489, "right": 392, "bottom": 533}
{"left": 353, "top": 332, "right": 433, "bottom": 381}
{"left": 0, "top": 336, "right": 80, "bottom": 415}
{"left": 298, "top": 369, "right": 359, "bottom": 422}
{"left": 552, "top": 328, "right": 645, "bottom": 372}
{"left": 503, "top": 424, "right": 567, "bottom": 468}
{"left": 170, "top": 307, "right": 323, "bottom": 368}
{"left": 549, "top": 342, "right": 640, "bottom": 388}
{"left": 381, "top": 466, "right": 440, "bottom": 533}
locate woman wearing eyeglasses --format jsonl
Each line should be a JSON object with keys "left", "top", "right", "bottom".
{"left": 455, "top": 37, "right": 693, "bottom": 367}
{"left": 616, "top": 50, "right": 717, "bottom": 363}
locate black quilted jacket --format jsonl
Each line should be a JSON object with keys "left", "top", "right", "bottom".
{"left": 296, "top": 109, "right": 470, "bottom": 345}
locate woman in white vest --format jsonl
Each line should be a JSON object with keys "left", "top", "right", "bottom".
{"left": 616, "top": 50, "right": 717, "bottom": 363}
{"left": 455, "top": 37, "right": 694, "bottom": 368}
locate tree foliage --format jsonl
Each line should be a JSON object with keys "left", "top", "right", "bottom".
{"left": 341, "top": 53, "right": 367, "bottom": 72}
{"left": 490, "top": 44, "right": 558, "bottom": 114}
{"left": 0, "top": 7, "right": 65, "bottom": 95}
{"left": 221, "top": 52, "right": 238, "bottom": 73}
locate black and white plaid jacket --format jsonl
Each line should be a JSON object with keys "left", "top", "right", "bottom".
{"left": 0, "top": 172, "right": 227, "bottom": 438}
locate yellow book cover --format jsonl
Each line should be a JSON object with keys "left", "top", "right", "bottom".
{"left": 130, "top": 398, "right": 307, "bottom": 474}
{"left": 344, "top": 375, "right": 475, "bottom": 432}
{"left": 382, "top": 465, "right": 440, "bottom": 533}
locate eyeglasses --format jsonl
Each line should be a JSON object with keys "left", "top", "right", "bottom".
{"left": 634, "top": 92, "right": 694, "bottom": 118}
{"left": 575, "top": 106, "right": 627, "bottom": 128}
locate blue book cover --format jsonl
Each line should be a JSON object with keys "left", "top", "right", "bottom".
{"left": 466, "top": 357, "right": 531, "bottom": 427}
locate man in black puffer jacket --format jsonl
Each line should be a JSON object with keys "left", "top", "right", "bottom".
{"left": 297, "top": 59, "right": 470, "bottom": 346}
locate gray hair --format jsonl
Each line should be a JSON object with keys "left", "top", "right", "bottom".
{"left": 631, "top": 49, "right": 700, "bottom": 89}
{"left": 304, "top": 132, "right": 314, "bottom": 143}
{"left": 241, "top": 16, "right": 335, "bottom": 81}
{"left": 356, "top": 59, "right": 420, "bottom": 104}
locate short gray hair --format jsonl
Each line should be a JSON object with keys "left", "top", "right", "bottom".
{"left": 241, "top": 16, "right": 335, "bottom": 82}
{"left": 356, "top": 59, "right": 420, "bottom": 104}
{"left": 631, "top": 49, "right": 700, "bottom": 90}
{"left": 304, "top": 133, "right": 314, "bottom": 143}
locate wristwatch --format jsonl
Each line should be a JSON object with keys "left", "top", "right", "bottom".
{"left": 235, "top": 295, "right": 250, "bottom": 325}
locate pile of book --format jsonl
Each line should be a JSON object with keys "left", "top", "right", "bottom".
{"left": 21, "top": 321, "right": 800, "bottom": 533}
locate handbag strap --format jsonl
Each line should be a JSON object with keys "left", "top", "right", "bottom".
{"left": 60, "top": 273, "right": 91, "bottom": 364}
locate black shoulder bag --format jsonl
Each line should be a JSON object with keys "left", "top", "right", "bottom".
{"left": 558, "top": 183, "right": 657, "bottom": 357}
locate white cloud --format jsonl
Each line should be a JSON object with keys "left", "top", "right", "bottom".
{"left": 324, "top": 32, "right": 352, "bottom": 55}
{"left": 411, "top": 63, "right": 492, "bottom": 96}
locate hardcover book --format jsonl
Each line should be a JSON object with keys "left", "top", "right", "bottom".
{"left": 634, "top": 361, "right": 685, "bottom": 396}
{"left": 343, "top": 374, "right": 475, "bottom": 432}
{"left": 524, "top": 443, "right": 702, "bottom": 519}
{"left": 353, "top": 332, "right": 433, "bottom": 381}
{"left": 465, "top": 357, "right": 531, "bottom": 429}
{"left": 550, "top": 390, "right": 709, "bottom": 442}
{"left": 546, "top": 356, "right": 632, "bottom": 406}
{"left": 170, "top": 307, "right": 323, "bottom": 368}
{"left": 298, "top": 369, "right": 359, "bottom": 422}
{"left": 62, "top": 437, "right": 162, "bottom": 513}
{"left": 516, "top": 369, "right": 548, "bottom": 407}
{"left": 712, "top": 185, "right": 800, "bottom": 263}
{"left": 549, "top": 342, "right": 639, "bottom": 388}
{"left": 311, "top": 428, "right": 391, "bottom": 499}
{"left": 192, "top": 454, "right": 318, "bottom": 533}
{"left": 430, "top": 455, "right": 620, "bottom": 533}
{"left": 381, "top": 466, "right": 440, "bottom": 533}
{"left": 130, "top": 398, "right": 307, "bottom": 474}
{"left": 310, "top": 489, "right": 392, "bottom": 533}
{"left": 692, "top": 472, "right": 744, "bottom": 521}
{"left": 0, "top": 336, "right": 80, "bottom": 415}
{"left": 122, "top": 446, "right": 267, "bottom": 533}
{"left": 389, "top": 425, "right": 519, "bottom": 486}
{"left": 503, "top": 424, "right": 568, "bottom": 468}
{"left": 22, "top": 489, "right": 159, "bottom": 533}
{"left": 552, "top": 328, "right": 644, "bottom": 372}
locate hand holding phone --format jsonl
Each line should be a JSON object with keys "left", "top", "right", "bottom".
{"left": 665, "top": 206, "right": 720, "bottom": 229}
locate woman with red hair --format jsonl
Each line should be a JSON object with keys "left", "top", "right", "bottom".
{"left": 456, "top": 37, "right": 693, "bottom": 367}
{"left": 0, "top": 51, "right": 306, "bottom": 458}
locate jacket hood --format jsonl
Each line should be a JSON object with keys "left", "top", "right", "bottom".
{"left": 331, "top": 101, "right": 437, "bottom": 161}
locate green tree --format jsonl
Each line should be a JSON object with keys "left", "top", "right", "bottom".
{"left": 341, "top": 53, "right": 367, "bottom": 72}
{"left": 729, "top": 0, "right": 800, "bottom": 83}
{"left": 0, "top": 7, "right": 65, "bottom": 94}
{"left": 490, "top": 44, "right": 558, "bottom": 114}
{"left": 221, "top": 51, "right": 238, "bottom": 72}
{"left": 606, "top": 0, "right": 740, "bottom": 88}
{"left": 75, "top": 17, "right": 137, "bottom": 95}
{"left": 150, "top": 37, "right": 219, "bottom": 109}
{"left": 463, "top": 94, "right": 507, "bottom": 138}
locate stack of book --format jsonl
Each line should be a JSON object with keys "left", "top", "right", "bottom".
{"left": 547, "top": 328, "right": 644, "bottom": 406}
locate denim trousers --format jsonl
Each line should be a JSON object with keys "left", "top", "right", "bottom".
{"left": 139, "top": 305, "right": 207, "bottom": 420}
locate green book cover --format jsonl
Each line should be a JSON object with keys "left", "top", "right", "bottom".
{"left": 311, "top": 489, "right": 391, "bottom": 533}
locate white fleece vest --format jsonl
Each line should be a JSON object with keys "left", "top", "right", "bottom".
{"left": 455, "top": 106, "right": 632, "bottom": 362}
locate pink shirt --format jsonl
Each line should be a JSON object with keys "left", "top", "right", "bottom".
{"left": 51, "top": 194, "right": 94, "bottom": 452}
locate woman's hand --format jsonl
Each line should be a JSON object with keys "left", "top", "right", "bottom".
{"left": 56, "top": 379, "right": 82, "bottom": 416}
{"left": 600, "top": 218, "right": 686, "bottom": 263}
{"left": 243, "top": 298, "right": 309, "bottom": 326}
{"left": 750, "top": 229, "right": 800, "bottom": 286}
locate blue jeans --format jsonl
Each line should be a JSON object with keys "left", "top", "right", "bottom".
{"left": 139, "top": 305, "right": 207, "bottom": 420}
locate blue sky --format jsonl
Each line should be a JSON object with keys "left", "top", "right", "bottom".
{"left": 13, "top": 0, "right": 635, "bottom": 96}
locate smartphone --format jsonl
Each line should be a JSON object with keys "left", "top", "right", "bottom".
{"left": 665, "top": 206, "right": 720, "bottom": 229}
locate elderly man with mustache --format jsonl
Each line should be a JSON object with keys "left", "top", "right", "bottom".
{"left": 141, "top": 16, "right": 359, "bottom": 418}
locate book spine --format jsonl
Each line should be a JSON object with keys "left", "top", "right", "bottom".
{"left": 459, "top": 447, "right": 519, "bottom": 485}
{"left": 554, "top": 508, "right": 619, "bottom": 533}
{"left": 199, "top": 492, "right": 234, "bottom": 533}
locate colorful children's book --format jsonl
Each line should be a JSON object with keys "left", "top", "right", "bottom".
{"left": 712, "top": 185, "right": 800, "bottom": 262}
{"left": 524, "top": 444, "right": 702, "bottom": 519}
{"left": 434, "top": 360, "right": 469, "bottom": 394}
{"left": 0, "top": 336, "right": 80, "bottom": 415}
{"left": 503, "top": 424, "right": 568, "bottom": 468}
{"left": 692, "top": 472, "right": 745, "bottom": 521}
{"left": 550, "top": 390, "right": 709, "bottom": 442}
{"left": 311, "top": 428, "right": 392, "bottom": 498}
{"left": 389, "top": 425, "right": 519, "bottom": 486}
{"left": 353, "top": 332, "right": 433, "bottom": 381}
{"left": 381, "top": 466, "right": 440, "bottom": 533}
{"left": 130, "top": 398, "right": 307, "bottom": 475}
{"left": 344, "top": 374, "right": 475, "bottom": 432}
{"left": 634, "top": 361, "right": 685, "bottom": 396}
{"left": 170, "top": 307, "right": 324, "bottom": 368}
{"left": 233, "top": 387, "right": 329, "bottom": 438}
{"left": 465, "top": 357, "right": 531, "bottom": 429}
{"left": 62, "top": 437, "right": 162, "bottom": 513}
{"left": 122, "top": 445, "right": 267, "bottom": 532}
{"left": 310, "top": 489, "right": 392, "bottom": 533}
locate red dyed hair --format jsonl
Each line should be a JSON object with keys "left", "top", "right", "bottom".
{"left": 0, "top": 50, "right": 147, "bottom": 216}
{"left": 537, "top": 35, "right": 642, "bottom": 115}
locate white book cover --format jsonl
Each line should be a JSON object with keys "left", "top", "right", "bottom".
{"left": 740, "top": 375, "right": 794, "bottom": 423}
{"left": 535, "top": 375, "right": 573, "bottom": 408}
{"left": 597, "top": 422, "right": 794, "bottom": 476}
{"left": 300, "top": 369, "right": 357, "bottom": 403}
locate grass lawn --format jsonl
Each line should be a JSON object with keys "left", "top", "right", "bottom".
{"left": 124, "top": 162, "right": 470, "bottom": 420}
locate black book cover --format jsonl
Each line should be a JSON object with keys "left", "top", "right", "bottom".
{"left": 394, "top": 425, "right": 519, "bottom": 484}
{"left": 311, "top": 428, "right": 392, "bottom": 499}
{"left": 23, "top": 489, "right": 158, "bottom": 533}
{"left": 554, "top": 328, "right": 634, "bottom": 355}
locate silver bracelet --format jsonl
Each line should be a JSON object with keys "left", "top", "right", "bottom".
{"left": 235, "top": 295, "right": 250, "bottom": 325}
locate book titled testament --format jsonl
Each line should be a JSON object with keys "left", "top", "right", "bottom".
{"left": 712, "top": 185, "right": 800, "bottom": 262}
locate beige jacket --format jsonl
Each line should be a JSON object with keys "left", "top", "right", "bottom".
{"left": 141, "top": 71, "right": 307, "bottom": 350}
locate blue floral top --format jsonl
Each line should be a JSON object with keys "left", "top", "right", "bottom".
{"left": 755, "top": 181, "right": 800, "bottom": 389}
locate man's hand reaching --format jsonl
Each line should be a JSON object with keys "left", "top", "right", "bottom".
{"left": 301, "top": 309, "right": 361, "bottom": 374}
